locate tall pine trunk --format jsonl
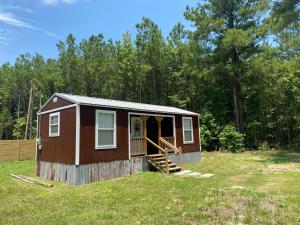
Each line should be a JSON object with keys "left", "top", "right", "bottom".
{"left": 232, "top": 48, "right": 244, "bottom": 133}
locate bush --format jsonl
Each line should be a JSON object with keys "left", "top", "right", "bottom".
{"left": 200, "top": 112, "right": 220, "bottom": 150}
{"left": 258, "top": 141, "right": 270, "bottom": 151}
{"left": 219, "top": 124, "right": 244, "bottom": 152}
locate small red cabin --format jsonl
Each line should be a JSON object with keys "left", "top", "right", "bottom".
{"left": 36, "top": 93, "right": 201, "bottom": 185}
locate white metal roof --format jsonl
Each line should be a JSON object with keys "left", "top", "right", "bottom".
{"left": 54, "top": 93, "right": 198, "bottom": 116}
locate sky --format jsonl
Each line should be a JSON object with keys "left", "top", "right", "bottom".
{"left": 0, "top": 0, "right": 199, "bottom": 65}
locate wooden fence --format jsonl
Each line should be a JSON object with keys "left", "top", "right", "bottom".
{"left": 0, "top": 140, "right": 36, "bottom": 162}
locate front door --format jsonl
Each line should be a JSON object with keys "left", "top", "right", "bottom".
{"left": 130, "top": 116, "right": 143, "bottom": 138}
{"left": 147, "top": 116, "right": 158, "bottom": 155}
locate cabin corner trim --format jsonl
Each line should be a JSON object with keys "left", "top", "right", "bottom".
{"left": 75, "top": 104, "right": 80, "bottom": 165}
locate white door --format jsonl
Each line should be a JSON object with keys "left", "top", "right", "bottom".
{"left": 130, "top": 116, "right": 143, "bottom": 138}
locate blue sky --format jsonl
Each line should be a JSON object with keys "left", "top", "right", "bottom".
{"left": 0, "top": 0, "right": 198, "bottom": 65}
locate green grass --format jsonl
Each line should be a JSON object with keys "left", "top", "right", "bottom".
{"left": 0, "top": 151, "right": 300, "bottom": 225}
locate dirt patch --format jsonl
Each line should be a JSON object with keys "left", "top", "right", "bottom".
{"left": 260, "top": 198, "right": 276, "bottom": 213}
{"left": 230, "top": 185, "right": 245, "bottom": 189}
{"left": 201, "top": 189, "right": 278, "bottom": 224}
{"left": 228, "top": 174, "right": 254, "bottom": 182}
{"left": 265, "top": 163, "right": 300, "bottom": 173}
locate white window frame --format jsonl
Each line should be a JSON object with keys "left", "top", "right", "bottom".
{"left": 49, "top": 112, "right": 60, "bottom": 137}
{"left": 95, "top": 109, "right": 117, "bottom": 149}
{"left": 182, "top": 117, "right": 194, "bottom": 144}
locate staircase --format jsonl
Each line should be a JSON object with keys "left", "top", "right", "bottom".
{"left": 147, "top": 154, "right": 181, "bottom": 174}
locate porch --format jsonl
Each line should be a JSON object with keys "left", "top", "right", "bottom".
{"left": 129, "top": 113, "right": 182, "bottom": 173}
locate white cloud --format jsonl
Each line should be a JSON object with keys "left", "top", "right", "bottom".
{"left": 0, "top": 35, "right": 8, "bottom": 46}
{"left": 0, "top": 11, "right": 35, "bottom": 29}
{"left": 0, "top": 11, "right": 61, "bottom": 43}
{"left": 0, "top": 5, "right": 33, "bottom": 13}
{"left": 0, "top": 40, "right": 8, "bottom": 46}
{"left": 44, "top": 30, "right": 62, "bottom": 39}
{"left": 41, "top": 0, "right": 78, "bottom": 6}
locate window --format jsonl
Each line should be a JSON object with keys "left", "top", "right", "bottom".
{"left": 49, "top": 112, "right": 60, "bottom": 137}
{"left": 182, "top": 117, "right": 194, "bottom": 144}
{"left": 95, "top": 110, "right": 116, "bottom": 149}
{"left": 130, "top": 117, "right": 143, "bottom": 138}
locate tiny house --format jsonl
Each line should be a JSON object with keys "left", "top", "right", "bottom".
{"left": 36, "top": 93, "right": 201, "bottom": 185}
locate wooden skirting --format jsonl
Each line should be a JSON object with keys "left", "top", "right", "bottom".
{"left": 38, "top": 151, "right": 201, "bottom": 185}
{"left": 38, "top": 157, "right": 149, "bottom": 185}
{"left": 168, "top": 151, "right": 201, "bottom": 164}
{"left": 0, "top": 140, "right": 35, "bottom": 162}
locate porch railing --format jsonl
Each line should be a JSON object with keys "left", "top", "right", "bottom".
{"left": 160, "top": 136, "right": 174, "bottom": 150}
{"left": 146, "top": 137, "right": 170, "bottom": 174}
{"left": 159, "top": 137, "right": 183, "bottom": 166}
{"left": 130, "top": 136, "right": 175, "bottom": 156}
{"left": 130, "top": 137, "right": 145, "bottom": 156}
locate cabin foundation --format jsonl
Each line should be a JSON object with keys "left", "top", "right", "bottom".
{"left": 38, "top": 151, "right": 200, "bottom": 185}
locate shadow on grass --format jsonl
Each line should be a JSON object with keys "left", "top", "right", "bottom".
{"left": 263, "top": 151, "right": 300, "bottom": 164}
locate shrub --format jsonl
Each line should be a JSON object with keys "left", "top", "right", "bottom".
{"left": 200, "top": 112, "right": 220, "bottom": 150}
{"left": 219, "top": 124, "right": 244, "bottom": 152}
{"left": 258, "top": 141, "right": 270, "bottom": 151}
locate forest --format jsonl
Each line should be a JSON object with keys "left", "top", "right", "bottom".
{"left": 0, "top": 0, "right": 299, "bottom": 151}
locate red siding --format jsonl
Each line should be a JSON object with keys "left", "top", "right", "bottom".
{"left": 41, "top": 96, "right": 73, "bottom": 112}
{"left": 38, "top": 95, "right": 200, "bottom": 165}
{"left": 37, "top": 107, "right": 76, "bottom": 164}
{"left": 79, "top": 106, "right": 129, "bottom": 164}
{"left": 79, "top": 106, "right": 200, "bottom": 164}
{"left": 175, "top": 115, "right": 200, "bottom": 153}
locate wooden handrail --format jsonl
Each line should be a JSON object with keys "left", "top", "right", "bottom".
{"left": 159, "top": 137, "right": 181, "bottom": 155}
{"left": 146, "top": 137, "right": 170, "bottom": 173}
{"left": 145, "top": 137, "right": 166, "bottom": 153}
{"left": 160, "top": 137, "right": 183, "bottom": 166}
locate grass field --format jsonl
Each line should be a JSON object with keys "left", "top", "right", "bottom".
{"left": 0, "top": 151, "right": 299, "bottom": 225}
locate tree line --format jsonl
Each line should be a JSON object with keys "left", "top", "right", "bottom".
{"left": 0, "top": 0, "right": 299, "bottom": 150}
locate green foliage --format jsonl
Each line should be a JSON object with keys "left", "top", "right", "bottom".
{"left": 258, "top": 141, "right": 270, "bottom": 151}
{"left": 219, "top": 124, "right": 245, "bottom": 152}
{"left": 200, "top": 112, "right": 220, "bottom": 150}
{"left": 0, "top": 0, "right": 299, "bottom": 148}
{"left": 0, "top": 107, "right": 13, "bottom": 140}
{"left": 12, "top": 117, "right": 27, "bottom": 139}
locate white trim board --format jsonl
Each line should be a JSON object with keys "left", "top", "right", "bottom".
{"left": 129, "top": 112, "right": 175, "bottom": 118}
{"left": 38, "top": 104, "right": 77, "bottom": 115}
{"left": 75, "top": 105, "right": 80, "bottom": 165}
{"left": 38, "top": 93, "right": 77, "bottom": 113}
{"left": 198, "top": 114, "right": 201, "bottom": 152}
{"left": 35, "top": 114, "right": 39, "bottom": 161}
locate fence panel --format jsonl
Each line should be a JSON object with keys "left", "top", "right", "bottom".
{"left": 0, "top": 140, "right": 36, "bottom": 162}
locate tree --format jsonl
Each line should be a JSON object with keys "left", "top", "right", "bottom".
{"left": 136, "top": 17, "right": 166, "bottom": 104}
{"left": 185, "top": 0, "right": 269, "bottom": 132}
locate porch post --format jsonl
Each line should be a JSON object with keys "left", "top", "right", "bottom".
{"left": 141, "top": 116, "right": 149, "bottom": 156}
{"left": 155, "top": 116, "right": 163, "bottom": 147}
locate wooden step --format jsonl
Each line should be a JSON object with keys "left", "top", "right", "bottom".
{"left": 165, "top": 166, "right": 181, "bottom": 172}
{"left": 150, "top": 157, "right": 166, "bottom": 162}
{"left": 158, "top": 163, "right": 177, "bottom": 169}
{"left": 147, "top": 154, "right": 164, "bottom": 158}
{"left": 155, "top": 160, "right": 172, "bottom": 165}
{"left": 147, "top": 156, "right": 181, "bottom": 174}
